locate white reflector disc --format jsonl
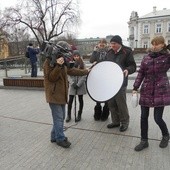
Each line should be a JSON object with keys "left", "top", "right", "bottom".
{"left": 86, "top": 61, "right": 124, "bottom": 102}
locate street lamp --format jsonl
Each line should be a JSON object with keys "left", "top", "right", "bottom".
{"left": 135, "top": 40, "right": 138, "bottom": 48}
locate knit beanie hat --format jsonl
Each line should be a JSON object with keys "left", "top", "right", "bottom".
{"left": 28, "top": 43, "right": 33, "bottom": 46}
{"left": 73, "top": 50, "right": 80, "bottom": 56}
{"left": 110, "top": 35, "right": 122, "bottom": 45}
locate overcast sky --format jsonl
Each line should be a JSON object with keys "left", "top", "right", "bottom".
{"left": 1, "top": 0, "right": 170, "bottom": 41}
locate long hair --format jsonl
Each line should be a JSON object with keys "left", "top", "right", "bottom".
{"left": 74, "top": 56, "right": 85, "bottom": 69}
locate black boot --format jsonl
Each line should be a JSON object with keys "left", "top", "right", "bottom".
{"left": 76, "top": 111, "right": 82, "bottom": 122}
{"left": 66, "top": 100, "right": 72, "bottom": 123}
{"left": 101, "top": 103, "right": 110, "bottom": 121}
{"left": 66, "top": 113, "right": 71, "bottom": 123}
{"left": 94, "top": 103, "right": 102, "bottom": 121}
{"left": 134, "top": 140, "right": 149, "bottom": 151}
{"left": 159, "top": 134, "right": 169, "bottom": 148}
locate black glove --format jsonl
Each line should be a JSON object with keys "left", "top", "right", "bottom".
{"left": 72, "top": 83, "right": 79, "bottom": 89}
{"left": 74, "top": 85, "right": 79, "bottom": 90}
{"left": 72, "top": 82, "right": 76, "bottom": 88}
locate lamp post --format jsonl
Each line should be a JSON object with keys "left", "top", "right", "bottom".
{"left": 135, "top": 39, "right": 138, "bottom": 48}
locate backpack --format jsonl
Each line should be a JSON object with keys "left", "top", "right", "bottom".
{"left": 25, "top": 51, "right": 30, "bottom": 58}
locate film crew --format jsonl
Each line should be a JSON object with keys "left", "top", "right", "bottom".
{"left": 43, "top": 41, "right": 89, "bottom": 148}
{"left": 106, "top": 35, "right": 136, "bottom": 132}
{"left": 27, "top": 43, "right": 40, "bottom": 77}
{"left": 66, "top": 50, "right": 87, "bottom": 122}
{"left": 89, "top": 38, "right": 110, "bottom": 121}
{"left": 133, "top": 36, "right": 170, "bottom": 151}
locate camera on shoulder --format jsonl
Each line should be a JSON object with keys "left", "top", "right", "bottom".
{"left": 41, "top": 41, "right": 74, "bottom": 68}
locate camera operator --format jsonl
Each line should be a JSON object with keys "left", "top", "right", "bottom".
{"left": 43, "top": 42, "right": 89, "bottom": 148}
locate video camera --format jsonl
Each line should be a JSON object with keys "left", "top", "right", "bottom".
{"left": 41, "top": 41, "right": 74, "bottom": 67}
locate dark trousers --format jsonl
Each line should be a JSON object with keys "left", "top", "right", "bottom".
{"left": 31, "top": 62, "right": 37, "bottom": 77}
{"left": 108, "top": 87, "right": 129, "bottom": 125}
{"left": 141, "top": 106, "right": 169, "bottom": 140}
{"left": 67, "top": 95, "right": 83, "bottom": 114}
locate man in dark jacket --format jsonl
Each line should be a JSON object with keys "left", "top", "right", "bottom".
{"left": 106, "top": 35, "right": 136, "bottom": 132}
{"left": 27, "top": 43, "right": 39, "bottom": 77}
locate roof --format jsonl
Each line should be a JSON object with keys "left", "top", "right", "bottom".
{"left": 140, "top": 8, "right": 170, "bottom": 19}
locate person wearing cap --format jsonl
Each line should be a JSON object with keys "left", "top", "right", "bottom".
{"left": 43, "top": 43, "right": 89, "bottom": 148}
{"left": 66, "top": 50, "right": 87, "bottom": 122}
{"left": 106, "top": 35, "right": 136, "bottom": 132}
{"left": 89, "top": 38, "right": 110, "bottom": 121}
{"left": 27, "top": 43, "right": 40, "bottom": 77}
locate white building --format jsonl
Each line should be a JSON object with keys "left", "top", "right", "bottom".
{"left": 128, "top": 7, "right": 170, "bottom": 49}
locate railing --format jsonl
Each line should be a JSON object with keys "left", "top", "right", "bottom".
{"left": 0, "top": 56, "right": 31, "bottom": 78}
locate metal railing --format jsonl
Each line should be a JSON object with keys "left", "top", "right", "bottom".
{"left": 0, "top": 55, "right": 32, "bottom": 78}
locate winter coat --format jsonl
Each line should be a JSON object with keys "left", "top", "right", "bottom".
{"left": 68, "top": 75, "right": 87, "bottom": 95}
{"left": 133, "top": 49, "right": 170, "bottom": 107}
{"left": 106, "top": 46, "right": 136, "bottom": 87}
{"left": 43, "top": 59, "right": 88, "bottom": 104}
{"left": 28, "top": 46, "right": 39, "bottom": 63}
{"left": 90, "top": 47, "right": 108, "bottom": 63}
{"left": 68, "top": 59, "right": 87, "bottom": 95}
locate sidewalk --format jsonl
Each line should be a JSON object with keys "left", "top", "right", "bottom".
{"left": 0, "top": 89, "right": 170, "bottom": 170}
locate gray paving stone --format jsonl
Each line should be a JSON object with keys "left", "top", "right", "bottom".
{"left": 0, "top": 78, "right": 170, "bottom": 169}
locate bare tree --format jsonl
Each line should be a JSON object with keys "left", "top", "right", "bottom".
{"left": 1, "top": 0, "right": 80, "bottom": 46}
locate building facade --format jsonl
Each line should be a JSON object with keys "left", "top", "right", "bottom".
{"left": 0, "top": 35, "right": 9, "bottom": 59}
{"left": 75, "top": 35, "right": 114, "bottom": 56}
{"left": 128, "top": 7, "right": 170, "bottom": 49}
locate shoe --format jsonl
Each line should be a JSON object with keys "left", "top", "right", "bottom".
{"left": 119, "top": 124, "right": 128, "bottom": 132}
{"left": 56, "top": 138, "right": 71, "bottom": 148}
{"left": 134, "top": 140, "right": 149, "bottom": 151}
{"left": 107, "top": 123, "right": 120, "bottom": 129}
{"left": 51, "top": 139, "right": 56, "bottom": 143}
{"left": 75, "top": 111, "right": 82, "bottom": 122}
{"left": 101, "top": 104, "right": 110, "bottom": 121}
{"left": 159, "top": 135, "right": 169, "bottom": 148}
{"left": 66, "top": 115, "right": 71, "bottom": 123}
{"left": 94, "top": 104, "right": 102, "bottom": 121}
{"left": 75, "top": 115, "right": 81, "bottom": 122}
{"left": 51, "top": 137, "right": 68, "bottom": 143}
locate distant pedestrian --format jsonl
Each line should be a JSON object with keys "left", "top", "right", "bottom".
{"left": 89, "top": 38, "right": 110, "bottom": 121}
{"left": 27, "top": 43, "right": 39, "bottom": 77}
{"left": 133, "top": 35, "right": 170, "bottom": 151}
{"left": 66, "top": 50, "right": 87, "bottom": 122}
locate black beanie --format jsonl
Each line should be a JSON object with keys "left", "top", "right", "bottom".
{"left": 73, "top": 50, "right": 80, "bottom": 56}
{"left": 28, "top": 43, "right": 33, "bottom": 46}
{"left": 110, "top": 35, "right": 122, "bottom": 45}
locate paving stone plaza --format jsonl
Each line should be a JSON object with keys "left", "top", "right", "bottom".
{"left": 0, "top": 54, "right": 170, "bottom": 170}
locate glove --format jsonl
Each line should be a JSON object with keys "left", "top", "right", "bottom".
{"left": 72, "top": 83, "right": 79, "bottom": 89}
{"left": 74, "top": 85, "right": 79, "bottom": 90}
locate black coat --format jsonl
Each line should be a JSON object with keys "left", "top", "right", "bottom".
{"left": 106, "top": 46, "right": 136, "bottom": 87}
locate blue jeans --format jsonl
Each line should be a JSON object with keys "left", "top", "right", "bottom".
{"left": 49, "top": 103, "right": 66, "bottom": 142}
{"left": 140, "top": 106, "right": 169, "bottom": 140}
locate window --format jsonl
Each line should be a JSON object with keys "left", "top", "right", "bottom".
{"left": 143, "top": 24, "right": 149, "bottom": 34}
{"left": 155, "top": 23, "right": 162, "bottom": 33}
{"left": 143, "top": 41, "right": 148, "bottom": 48}
{"left": 168, "top": 23, "right": 170, "bottom": 32}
